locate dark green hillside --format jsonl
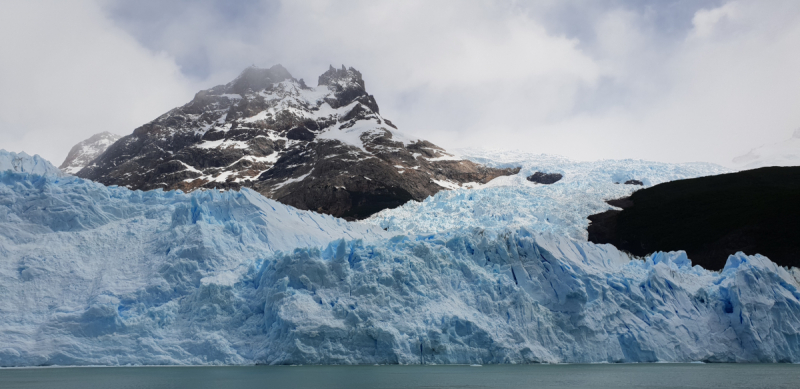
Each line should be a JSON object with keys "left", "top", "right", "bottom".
{"left": 588, "top": 166, "right": 800, "bottom": 270}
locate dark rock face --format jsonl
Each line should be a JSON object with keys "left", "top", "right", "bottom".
{"left": 624, "top": 179, "right": 643, "bottom": 186}
{"left": 526, "top": 172, "right": 563, "bottom": 184}
{"left": 587, "top": 167, "right": 800, "bottom": 270}
{"left": 78, "top": 64, "right": 518, "bottom": 220}
{"left": 59, "top": 132, "right": 122, "bottom": 175}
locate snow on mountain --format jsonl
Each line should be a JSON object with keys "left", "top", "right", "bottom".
{"left": 0, "top": 149, "right": 63, "bottom": 177}
{"left": 732, "top": 128, "right": 800, "bottom": 170}
{"left": 59, "top": 132, "right": 122, "bottom": 175}
{"left": 3, "top": 153, "right": 800, "bottom": 366}
{"left": 77, "top": 65, "right": 517, "bottom": 220}
{"left": 367, "top": 150, "right": 731, "bottom": 240}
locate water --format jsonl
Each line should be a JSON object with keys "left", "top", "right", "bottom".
{"left": 1, "top": 364, "right": 798, "bottom": 389}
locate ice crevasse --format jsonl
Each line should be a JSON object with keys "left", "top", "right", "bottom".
{"left": 1, "top": 150, "right": 800, "bottom": 365}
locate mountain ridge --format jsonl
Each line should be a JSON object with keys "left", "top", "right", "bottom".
{"left": 77, "top": 64, "right": 517, "bottom": 219}
{"left": 59, "top": 132, "right": 122, "bottom": 174}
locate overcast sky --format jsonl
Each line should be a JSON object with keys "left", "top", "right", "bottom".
{"left": 2, "top": 0, "right": 799, "bottom": 167}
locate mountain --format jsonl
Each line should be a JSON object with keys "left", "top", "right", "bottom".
{"left": 732, "top": 128, "right": 800, "bottom": 169}
{"left": 371, "top": 149, "right": 730, "bottom": 240}
{"left": 2, "top": 153, "right": 799, "bottom": 365}
{"left": 77, "top": 65, "right": 518, "bottom": 219}
{"left": 59, "top": 132, "right": 122, "bottom": 175}
{"left": 587, "top": 166, "right": 800, "bottom": 270}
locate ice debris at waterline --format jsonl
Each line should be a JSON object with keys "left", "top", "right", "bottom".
{"left": 2, "top": 152, "right": 800, "bottom": 365}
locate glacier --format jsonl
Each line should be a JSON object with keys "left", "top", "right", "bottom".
{"left": 368, "top": 149, "right": 732, "bottom": 239}
{"left": 0, "top": 150, "right": 63, "bottom": 178}
{"left": 1, "top": 150, "right": 800, "bottom": 366}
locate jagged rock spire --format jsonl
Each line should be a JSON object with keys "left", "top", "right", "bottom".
{"left": 318, "top": 64, "right": 365, "bottom": 90}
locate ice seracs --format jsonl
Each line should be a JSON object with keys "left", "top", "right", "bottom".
{"left": 0, "top": 149, "right": 63, "bottom": 177}
{"left": 367, "top": 150, "right": 731, "bottom": 240}
{"left": 0, "top": 157, "right": 389, "bottom": 366}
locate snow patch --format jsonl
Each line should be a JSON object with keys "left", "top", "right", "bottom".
{"left": 431, "top": 178, "right": 461, "bottom": 190}
{"left": 271, "top": 170, "right": 313, "bottom": 191}
{"left": 425, "top": 154, "right": 462, "bottom": 162}
{"left": 316, "top": 119, "right": 385, "bottom": 153}
{"left": 195, "top": 139, "right": 249, "bottom": 150}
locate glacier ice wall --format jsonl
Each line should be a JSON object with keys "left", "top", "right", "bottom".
{"left": 2, "top": 152, "right": 799, "bottom": 366}
{"left": 249, "top": 232, "right": 800, "bottom": 364}
{"left": 0, "top": 169, "right": 387, "bottom": 365}
{"left": 0, "top": 150, "right": 63, "bottom": 178}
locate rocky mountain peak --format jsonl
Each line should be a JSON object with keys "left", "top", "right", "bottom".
{"left": 317, "top": 64, "right": 375, "bottom": 112}
{"left": 77, "top": 64, "right": 518, "bottom": 219}
{"left": 60, "top": 132, "right": 122, "bottom": 175}
{"left": 318, "top": 64, "right": 365, "bottom": 89}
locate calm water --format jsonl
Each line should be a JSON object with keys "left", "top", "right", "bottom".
{"left": 1, "top": 364, "right": 798, "bottom": 389}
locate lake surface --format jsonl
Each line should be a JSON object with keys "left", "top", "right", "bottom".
{"left": 1, "top": 364, "right": 798, "bottom": 389}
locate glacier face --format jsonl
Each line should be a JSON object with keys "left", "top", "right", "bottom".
{"left": 251, "top": 233, "right": 800, "bottom": 364}
{"left": 1, "top": 152, "right": 800, "bottom": 366}
{"left": 0, "top": 150, "right": 63, "bottom": 178}
{"left": 0, "top": 168, "right": 387, "bottom": 365}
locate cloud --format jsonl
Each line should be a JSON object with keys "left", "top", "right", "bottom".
{"left": 2, "top": 0, "right": 799, "bottom": 167}
{"left": 0, "top": 0, "right": 197, "bottom": 164}
{"left": 562, "top": 0, "right": 800, "bottom": 164}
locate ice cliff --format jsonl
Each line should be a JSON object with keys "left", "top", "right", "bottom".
{"left": 1, "top": 150, "right": 799, "bottom": 366}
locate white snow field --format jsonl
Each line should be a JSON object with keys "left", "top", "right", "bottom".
{"left": 732, "top": 128, "right": 800, "bottom": 170}
{"left": 2, "top": 150, "right": 800, "bottom": 366}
